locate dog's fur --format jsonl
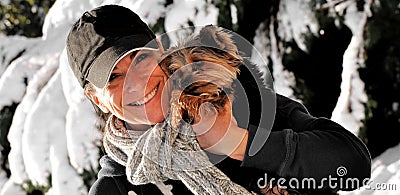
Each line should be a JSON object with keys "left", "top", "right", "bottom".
{"left": 159, "top": 25, "right": 243, "bottom": 127}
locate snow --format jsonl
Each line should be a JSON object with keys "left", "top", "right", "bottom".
{"left": 393, "top": 102, "right": 399, "bottom": 112}
{"left": 230, "top": 4, "right": 238, "bottom": 25}
{"left": 277, "top": 0, "right": 319, "bottom": 53}
{"left": 118, "top": 0, "right": 166, "bottom": 26}
{"left": 0, "top": 36, "right": 39, "bottom": 76}
{"left": 41, "top": 0, "right": 103, "bottom": 40}
{"left": 0, "top": 56, "right": 43, "bottom": 110}
{"left": 250, "top": 23, "right": 271, "bottom": 87}
{"left": 60, "top": 49, "right": 102, "bottom": 173}
{"left": 250, "top": 21, "right": 295, "bottom": 97}
{"left": 268, "top": 19, "right": 296, "bottom": 98}
{"left": 164, "top": 0, "right": 218, "bottom": 45}
{"left": 252, "top": 0, "right": 319, "bottom": 98}
{"left": 330, "top": 34, "right": 367, "bottom": 134}
{"left": 22, "top": 70, "right": 87, "bottom": 194}
{"left": 22, "top": 73, "right": 67, "bottom": 187}
{"left": 7, "top": 55, "right": 58, "bottom": 185}
{"left": 0, "top": 0, "right": 9, "bottom": 5}
{"left": 0, "top": 168, "right": 7, "bottom": 191}
{"left": 0, "top": 179, "right": 25, "bottom": 195}
{"left": 331, "top": 0, "right": 371, "bottom": 135}
{"left": 0, "top": 0, "right": 105, "bottom": 193}
{"left": 250, "top": 0, "right": 319, "bottom": 99}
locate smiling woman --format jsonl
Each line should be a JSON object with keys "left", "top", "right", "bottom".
{"left": 84, "top": 49, "right": 168, "bottom": 131}
{"left": 122, "top": 50, "right": 168, "bottom": 126}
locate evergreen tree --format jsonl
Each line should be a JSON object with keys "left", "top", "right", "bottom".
{"left": 360, "top": 0, "right": 400, "bottom": 158}
{"left": 0, "top": 0, "right": 56, "bottom": 37}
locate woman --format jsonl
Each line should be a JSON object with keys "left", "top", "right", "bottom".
{"left": 66, "top": 4, "right": 371, "bottom": 195}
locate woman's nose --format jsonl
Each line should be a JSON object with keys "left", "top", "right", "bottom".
{"left": 125, "top": 84, "right": 137, "bottom": 93}
{"left": 124, "top": 68, "right": 152, "bottom": 94}
{"left": 125, "top": 75, "right": 145, "bottom": 93}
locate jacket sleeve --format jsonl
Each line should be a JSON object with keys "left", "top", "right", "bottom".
{"left": 241, "top": 94, "right": 371, "bottom": 191}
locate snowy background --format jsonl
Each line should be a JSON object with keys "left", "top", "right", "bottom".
{"left": 0, "top": 0, "right": 399, "bottom": 194}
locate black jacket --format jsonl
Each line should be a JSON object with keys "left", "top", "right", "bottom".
{"left": 89, "top": 64, "right": 371, "bottom": 195}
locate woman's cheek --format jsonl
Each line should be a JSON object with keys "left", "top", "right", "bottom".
{"left": 111, "top": 92, "right": 122, "bottom": 111}
{"left": 102, "top": 89, "right": 117, "bottom": 112}
{"left": 111, "top": 87, "right": 120, "bottom": 102}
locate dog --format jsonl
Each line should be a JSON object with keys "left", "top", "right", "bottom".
{"left": 158, "top": 25, "right": 243, "bottom": 128}
{"left": 158, "top": 25, "right": 292, "bottom": 195}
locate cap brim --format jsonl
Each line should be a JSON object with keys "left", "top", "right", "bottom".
{"left": 87, "top": 35, "right": 159, "bottom": 88}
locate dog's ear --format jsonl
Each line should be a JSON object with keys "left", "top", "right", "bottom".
{"left": 199, "top": 25, "right": 238, "bottom": 55}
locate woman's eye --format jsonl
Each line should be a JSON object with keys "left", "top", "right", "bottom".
{"left": 108, "top": 73, "right": 120, "bottom": 82}
{"left": 135, "top": 53, "right": 149, "bottom": 64}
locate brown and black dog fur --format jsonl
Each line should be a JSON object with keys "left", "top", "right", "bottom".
{"left": 159, "top": 25, "right": 243, "bottom": 128}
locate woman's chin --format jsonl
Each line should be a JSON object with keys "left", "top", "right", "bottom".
{"left": 144, "top": 97, "right": 167, "bottom": 123}
{"left": 146, "top": 111, "right": 166, "bottom": 124}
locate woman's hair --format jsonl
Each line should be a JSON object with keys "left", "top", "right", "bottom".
{"left": 84, "top": 82, "right": 111, "bottom": 133}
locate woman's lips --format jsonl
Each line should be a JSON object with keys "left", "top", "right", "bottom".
{"left": 127, "top": 83, "right": 160, "bottom": 106}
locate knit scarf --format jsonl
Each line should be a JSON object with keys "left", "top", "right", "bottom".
{"left": 103, "top": 114, "right": 253, "bottom": 195}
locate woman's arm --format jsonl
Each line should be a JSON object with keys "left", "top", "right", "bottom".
{"left": 193, "top": 61, "right": 371, "bottom": 191}
{"left": 241, "top": 94, "right": 371, "bottom": 191}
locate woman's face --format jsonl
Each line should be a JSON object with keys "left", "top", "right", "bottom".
{"left": 90, "top": 49, "right": 169, "bottom": 128}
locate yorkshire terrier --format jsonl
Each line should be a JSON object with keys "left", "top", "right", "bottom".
{"left": 158, "top": 25, "right": 243, "bottom": 128}
{"left": 159, "top": 25, "right": 292, "bottom": 195}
